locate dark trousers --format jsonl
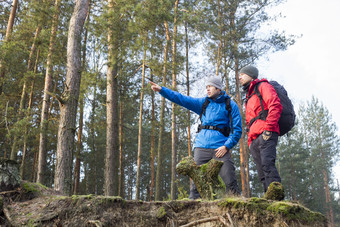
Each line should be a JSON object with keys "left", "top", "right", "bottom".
{"left": 250, "top": 132, "right": 281, "bottom": 192}
{"left": 189, "top": 147, "right": 240, "bottom": 199}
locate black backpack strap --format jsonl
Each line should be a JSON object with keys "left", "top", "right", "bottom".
{"left": 247, "top": 81, "right": 268, "bottom": 132}
{"left": 225, "top": 97, "right": 233, "bottom": 134}
{"left": 199, "top": 98, "right": 210, "bottom": 121}
{"left": 255, "top": 82, "right": 265, "bottom": 112}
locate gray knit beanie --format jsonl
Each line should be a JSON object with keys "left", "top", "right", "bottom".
{"left": 206, "top": 76, "right": 223, "bottom": 90}
{"left": 240, "top": 65, "right": 259, "bottom": 79}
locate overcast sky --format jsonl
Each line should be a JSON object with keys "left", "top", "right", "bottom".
{"left": 256, "top": 0, "right": 340, "bottom": 183}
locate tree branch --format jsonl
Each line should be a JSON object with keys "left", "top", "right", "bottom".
{"left": 45, "top": 91, "right": 65, "bottom": 105}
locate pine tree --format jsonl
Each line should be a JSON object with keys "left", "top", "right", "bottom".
{"left": 37, "top": 0, "right": 61, "bottom": 186}
{"left": 298, "top": 97, "right": 339, "bottom": 224}
{"left": 54, "top": 0, "right": 89, "bottom": 195}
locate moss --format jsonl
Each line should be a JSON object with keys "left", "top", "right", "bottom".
{"left": 156, "top": 207, "right": 167, "bottom": 220}
{"left": 22, "top": 182, "right": 47, "bottom": 195}
{"left": 219, "top": 197, "right": 272, "bottom": 215}
{"left": 247, "top": 197, "right": 271, "bottom": 214}
{"left": 71, "top": 194, "right": 124, "bottom": 206}
{"left": 264, "top": 182, "right": 284, "bottom": 201}
{"left": 26, "top": 219, "right": 37, "bottom": 227}
{"left": 267, "top": 201, "right": 326, "bottom": 223}
{"left": 50, "top": 195, "right": 69, "bottom": 201}
{"left": 217, "top": 176, "right": 226, "bottom": 191}
{"left": 177, "top": 186, "right": 189, "bottom": 200}
{"left": 200, "top": 162, "right": 208, "bottom": 173}
{"left": 71, "top": 194, "right": 94, "bottom": 201}
{"left": 218, "top": 197, "right": 245, "bottom": 208}
{"left": 219, "top": 196, "right": 326, "bottom": 226}
{"left": 94, "top": 196, "right": 125, "bottom": 206}
{"left": 177, "top": 198, "right": 191, "bottom": 201}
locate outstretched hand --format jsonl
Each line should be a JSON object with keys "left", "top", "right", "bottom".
{"left": 149, "top": 81, "right": 162, "bottom": 92}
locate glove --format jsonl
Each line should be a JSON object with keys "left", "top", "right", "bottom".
{"left": 262, "top": 130, "right": 272, "bottom": 141}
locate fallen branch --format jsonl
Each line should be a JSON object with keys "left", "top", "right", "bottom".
{"left": 180, "top": 216, "right": 228, "bottom": 227}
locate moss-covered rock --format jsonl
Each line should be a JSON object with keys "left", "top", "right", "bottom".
{"left": 176, "top": 156, "right": 226, "bottom": 200}
{"left": 264, "top": 181, "right": 284, "bottom": 201}
{"left": 267, "top": 201, "right": 326, "bottom": 223}
{"left": 218, "top": 196, "right": 327, "bottom": 226}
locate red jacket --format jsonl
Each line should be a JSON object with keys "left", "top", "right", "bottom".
{"left": 245, "top": 79, "right": 282, "bottom": 146}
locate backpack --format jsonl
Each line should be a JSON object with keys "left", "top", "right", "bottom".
{"left": 250, "top": 80, "right": 295, "bottom": 136}
{"left": 197, "top": 97, "right": 233, "bottom": 137}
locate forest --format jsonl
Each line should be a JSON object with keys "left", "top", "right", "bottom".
{"left": 0, "top": 0, "right": 339, "bottom": 226}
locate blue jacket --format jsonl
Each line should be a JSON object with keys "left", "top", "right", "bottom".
{"left": 159, "top": 87, "right": 242, "bottom": 150}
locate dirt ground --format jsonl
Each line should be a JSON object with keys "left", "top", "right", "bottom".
{"left": 0, "top": 182, "right": 328, "bottom": 227}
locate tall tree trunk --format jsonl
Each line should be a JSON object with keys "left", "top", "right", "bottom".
{"left": 155, "top": 21, "right": 170, "bottom": 201}
{"left": 73, "top": 94, "right": 83, "bottom": 195}
{"left": 104, "top": 0, "right": 119, "bottom": 196}
{"left": 185, "top": 20, "right": 192, "bottom": 189}
{"left": 21, "top": 48, "right": 40, "bottom": 179}
{"left": 185, "top": 21, "right": 191, "bottom": 156}
{"left": 37, "top": 0, "right": 61, "bottom": 185}
{"left": 170, "top": 0, "right": 179, "bottom": 200}
{"left": 0, "top": 0, "right": 19, "bottom": 94}
{"left": 216, "top": 0, "right": 222, "bottom": 76}
{"left": 31, "top": 151, "right": 38, "bottom": 182}
{"left": 11, "top": 26, "right": 41, "bottom": 161}
{"left": 149, "top": 87, "right": 155, "bottom": 201}
{"left": 73, "top": 1, "right": 90, "bottom": 195}
{"left": 54, "top": 0, "right": 89, "bottom": 195}
{"left": 135, "top": 41, "right": 147, "bottom": 200}
{"left": 223, "top": 38, "right": 230, "bottom": 93}
{"left": 320, "top": 146, "right": 334, "bottom": 226}
{"left": 234, "top": 59, "right": 250, "bottom": 197}
{"left": 323, "top": 170, "right": 334, "bottom": 226}
{"left": 150, "top": 62, "right": 155, "bottom": 201}
{"left": 90, "top": 74, "right": 98, "bottom": 194}
{"left": 229, "top": 3, "right": 250, "bottom": 196}
{"left": 118, "top": 99, "right": 125, "bottom": 198}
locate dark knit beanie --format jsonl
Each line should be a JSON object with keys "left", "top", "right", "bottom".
{"left": 206, "top": 76, "right": 223, "bottom": 90}
{"left": 240, "top": 65, "right": 259, "bottom": 79}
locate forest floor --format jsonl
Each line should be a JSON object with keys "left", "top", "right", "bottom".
{"left": 0, "top": 181, "right": 328, "bottom": 227}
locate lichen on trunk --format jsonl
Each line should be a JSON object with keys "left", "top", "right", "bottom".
{"left": 176, "top": 156, "right": 226, "bottom": 200}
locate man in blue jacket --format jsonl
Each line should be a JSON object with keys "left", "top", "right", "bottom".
{"left": 150, "top": 76, "right": 242, "bottom": 199}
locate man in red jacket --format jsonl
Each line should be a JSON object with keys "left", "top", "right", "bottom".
{"left": 239, "top": 65, "right": 282, "bottom": 193}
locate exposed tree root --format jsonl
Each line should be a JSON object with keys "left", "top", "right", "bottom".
{"left": 0, "top": 190, "right": 17, "bottom": 195}
{"left": 87, "top": 220, "right": 103, "bottom": 227}
{"left": 3, "top": 208, "right": 12, "bottom": 223}
{"left": 180, "top": 215, "right": 227, "bottom": 227}
{"left": 180, "top": 212, "right": 235, "bottom": 227}
{"left": 226, "top": 212, "right": 234, "bottom": 227}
